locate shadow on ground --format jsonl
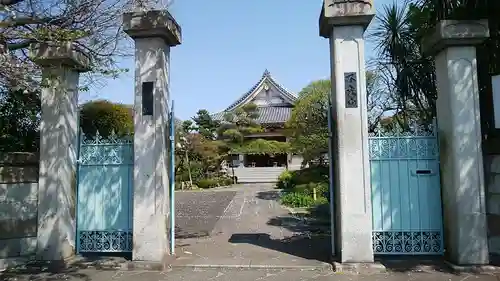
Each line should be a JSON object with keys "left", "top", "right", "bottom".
{"left": 228, "top": 192, "right": 332, "bottom": 264}
{"left": 229, "top": 232, "right": 331, "bottom": 263}
{"left": 374, "top": 256, "right": 453, "bottom": 273}
{"left": 0, "top": 253, "right": 133, "bottom": 280}
{"left": 256, "top": 190, "right": 281, "bottom": 201}
{"left": 1, "top": 266, "right": 90, "bottom": 281}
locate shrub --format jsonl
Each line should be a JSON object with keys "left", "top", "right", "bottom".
{"left": 280, "top": 192, "right": 315, "bottom": 208}
{"left": 277, "top": 170, "right": 293, "bottom": 189}
{"left": 280, "top": 192, "right": 329, "bottom": 208}
{"left": 290, "top": 182, "right": 329, "bottom": 198}
{"left": 196, "top": 178, "right": 218, "bottom": 189}
{"left": 217, "top": 176, "right": 235, "bottom": 186}
{"left": 277, "top": 166, "right": 329, "bottom": 190}
{"left": 292, "top": 166, "right": 329, "bottom": 185}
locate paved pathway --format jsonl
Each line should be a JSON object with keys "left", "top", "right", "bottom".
{"left": 175, "top": 190, "right": 237, "bottom": 239}
{"left": 172, "top": 184, "right": 332, "bottom": 269}
{"left": 2, "top": 267, "right": 500, "bottom": 281}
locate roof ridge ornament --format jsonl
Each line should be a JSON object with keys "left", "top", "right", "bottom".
{"left": 263, "top": 69, "right": 271, "bottom": 77}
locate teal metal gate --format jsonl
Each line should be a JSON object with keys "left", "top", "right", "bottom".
{"left": 369, "top": 122, "right": 443, "bottom": 255}
{"left": 168, "top": 101, "right": 176, "bottom": 254}
{"left": 76, "top": 131, "right": 134, "bottom": 253}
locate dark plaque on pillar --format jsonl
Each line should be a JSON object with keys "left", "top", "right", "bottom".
{"left": 142, "top": 82, "right": 154, "bottom": 116}
{"left": 344, "top": 72, "right": 358, "bottom": 108}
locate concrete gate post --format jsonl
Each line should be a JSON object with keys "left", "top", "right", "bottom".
{"left": 422, "top": 20, "right": 490, "bottom": 265}
{"left": 30, "top": 42, "right": 90, "bottom": 260}
{"left": 318, "top": 0, "right": 375, "bottom": 263}
{"left": 123, "top": 9, "right": 181, "bottom": 262}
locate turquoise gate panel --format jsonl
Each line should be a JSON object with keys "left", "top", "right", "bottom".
{"left": 369, "top": 124, "right": 443, "bottom": 255}
{"left": 76, "top": 132, "right": 133, "bottom": 253}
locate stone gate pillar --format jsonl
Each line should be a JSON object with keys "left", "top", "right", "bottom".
{"left": 123, "top": 9, "right": 181, "bottom": 262}
{"left": 31, "top": 42, "right": 90, "bottom": 260}
{"left": 422, "top": 20, "right": 490, "bottom": 265}
{"left": 319, "top": 0, "right": 375, "bottom": 263}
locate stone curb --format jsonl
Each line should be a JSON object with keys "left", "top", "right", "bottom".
{"left": 332, "top": 262, "right": 387, "bottom": 274}
{"left": 0, "top": 258, "right": 170, "bottom": 272}
{"left": 444, "top": 260, "right": 500, "bottom": 274}
{"left": 170, "top": 263, "right": 333, "bottom": 271}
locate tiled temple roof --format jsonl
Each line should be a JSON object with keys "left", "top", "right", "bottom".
{"left": 212, "top": 69, "right": 296, "bottom": 124}
{"left": 225, "top": 69, "right": 296, "bottom": 111}
{"left": 212, "top": 106, "right": 292, "bottom": 124}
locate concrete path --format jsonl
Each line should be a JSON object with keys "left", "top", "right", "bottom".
{"left": 172, "top": 184, "right": 332, "bottom": 269}
{"left": 2, "top": 267, "right": 500, "bottom": 281}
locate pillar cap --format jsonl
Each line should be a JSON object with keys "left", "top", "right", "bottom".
{"left": 30, "top": 42, "right": 91, "bottom": 72}
{"left": 123, "top": 9, "right": 182, "bottom": 46}
{"left": 319, "top": 0, "right": 375, "bottom": 38}
{"left": 421, "top": 20, "right": 490, "bottom": 56}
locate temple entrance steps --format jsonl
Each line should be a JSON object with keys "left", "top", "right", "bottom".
{"left": 231, "top": 167, "right": 285, "bottom": 183}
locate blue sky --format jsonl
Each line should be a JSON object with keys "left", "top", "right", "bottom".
{"left": 83, "top": 0, "right": 392, "bottom": 121}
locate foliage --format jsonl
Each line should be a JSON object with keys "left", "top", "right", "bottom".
{"left": 291, "top": 182, "right": 329, "bottom": 197}
{"left": 192, "top": 109, "right": 220, "bottom": 140}
{"left": 195, "top": 176, "right": 233, "bottom": 189}
{"left": 176, "top": 161, "right": 203, "bottom": 183}
{"left": 280, "top": 192, "right": 316, "bottom": 208}
{"left": 285, "top": 80, "right": 329, "bottom": 165}
{"left": 218, "top": 103, "right": 262, "bottom": 144}
{"left": 0, "top": 89, "right": 40, "bottom": 152}
{"left": 285, "top": 74, "right": 384, "bottom": 165}
{"left": 218, "top": 103, "right": 288, "bottom": 155}
{"left": 230, "top": 139, "right": 290, "bottom": 155}
{"left": 277, "top": 166, "right": 329, "bottom": 190}
{"left": 277, "top": 170, "right": 293, "bottom": 189}
{"left": 196, "top": 178, "right": 219, "bottom": 189}
{"left": 280, "top": 192, "right": 327, "bottom": 208}
{"left": 370, "top": 2, "right": 438, "bottom": 129}
{"left": 175, "top": 130, "right": 225, "bottom": 180}
{"left": 0, "top": 0, "right": 173, "bottom": 90}
{"left": 79, "top": 100, "right": 133, "bottom": 138}
{"left": 370, "top": 0, "right": 500, "bottom": 132}
{"left": 278, "top": 167, "right": 330, "bottom": 208}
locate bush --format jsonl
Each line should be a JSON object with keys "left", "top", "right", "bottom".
{"left": 291, "top": 182, "right": 329, "bottom": 197}
{"left": 280, "top": 192, "right": 315, "bottom": 208}
{"left": 277, "top": 166, "right": 329, "bottom": 190}
{"left": 280, "top": 192, "right": 328, "bottom": 208}
{"left": 292, "top": 166, "right": 329, "bottom": 185}
{"left": 195, "top": 176, "right": 236, "bottom": 189}
{"left": 216, "top": 176, "right": 235, "bottom": 186}
{"left": 196, "top": 178, "right": 218, "bottom": 189}
{"left": 177, "top": 161, "right": 204, "bottom": 183}
{"left": 277, "top": 170, "right": 293, "bottom": 189}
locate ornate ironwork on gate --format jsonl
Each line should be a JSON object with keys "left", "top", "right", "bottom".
{"left": 369, "top": 121, "right": 443, "bottom": 255}
{"left": 76, "top": 131, "right": 134, "bottom": 253}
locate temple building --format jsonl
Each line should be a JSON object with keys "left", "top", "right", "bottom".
{"left": 212, "top": 69, "right": 302, "bottom": 182}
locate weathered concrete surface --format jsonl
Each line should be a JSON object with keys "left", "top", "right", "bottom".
{"left": 171, "top": 184, "right": 332, "bottom": 269}
{"left": 175, "top": 190, "right": 237, "bottom": 239}
{"left": 2, "top": 267, "right": 500, "bottom": 281}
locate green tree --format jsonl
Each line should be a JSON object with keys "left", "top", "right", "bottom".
{"left": 192, "top": 109, "right": 220, "bottom": 140}
{"left": 370, "top": 2, "right": 437, "bottom": 129}
{"left": 370, "top": 0, "right": 500, "bottom": 132}
{"left": 286, "top": 73, "right": 386, "bottom": 164}
{"left": 285, "top": 79, "right": 330, "bottom": 166}
{"left": 79, "top": 100, "right": 133, "bottom": 138}
{"left": 0, "top": 89, "right": 40, "bottom": 152}
{"left": 216, "top": 103, "right": 289, "bottom": 155}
